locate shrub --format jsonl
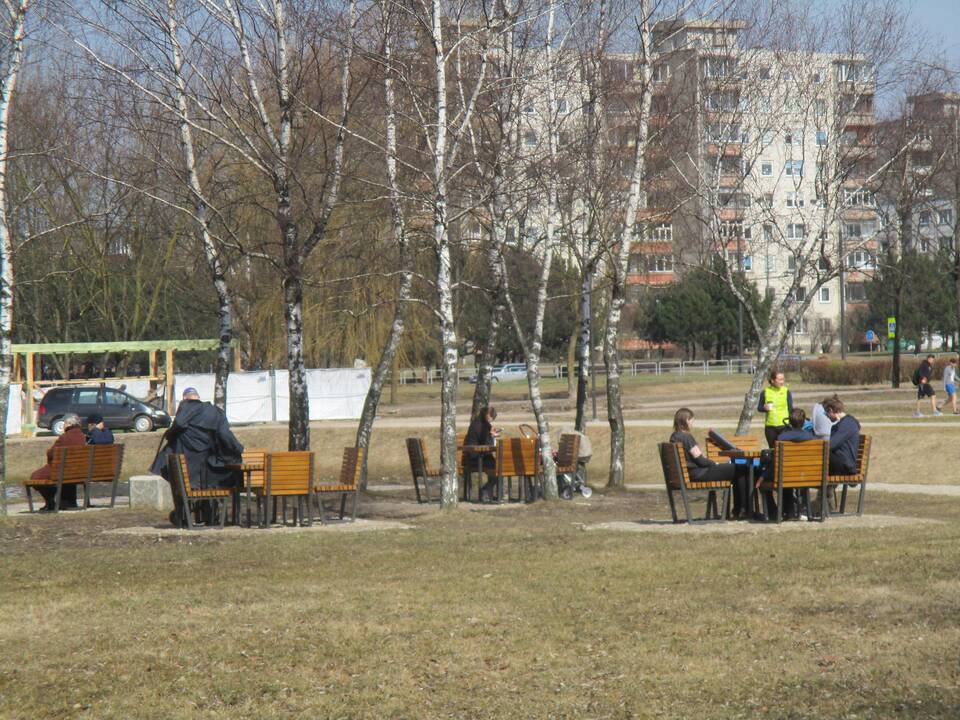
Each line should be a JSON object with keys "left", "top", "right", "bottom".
{"left": 799, "top": 356, "right": 957, "bottom": 385}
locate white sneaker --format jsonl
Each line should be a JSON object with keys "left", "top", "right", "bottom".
{"left": 914, "top": 410, "right": 923, "bottom": 417}
{"left": 934, "top": 410, "right": 943, "bottom": 416}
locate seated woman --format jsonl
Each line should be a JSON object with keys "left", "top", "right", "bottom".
{"left": 29, "top": 413, "right": 87, "bottom": 511}
{"left": 464, "top": 405, "right": 501, "bottom": 501}
{"left": 758, "top": 407, "right": 815, "bottom": 519}
{"left": 669, "top": 408, "right": 749, "bottom": 519}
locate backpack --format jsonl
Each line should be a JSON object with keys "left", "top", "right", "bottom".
{"left": 912, "top": 366, "right": 922, "bottom": 386}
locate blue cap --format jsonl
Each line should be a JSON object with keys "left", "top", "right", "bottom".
{"left": 182, "top": 387, "right": 200, "bottom": 399}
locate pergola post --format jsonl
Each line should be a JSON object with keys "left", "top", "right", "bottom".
{"left": 165, "top": 349, "right": 175, "bottom": 412}
{"left": 24, "top": 351, "right": 34, "bottom": 437}
{"left": 233, "top": 346, "right": 241, "bottom": 373}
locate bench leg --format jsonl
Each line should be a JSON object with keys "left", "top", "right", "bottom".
{"left": 110, "top": 478, "right": 119, "bottom": 508}
{"left": 314, "top": 493, "right": 327, "bottom": 525}
{"left": 53, "top": 479, "right": 64, "bottom": 513}
{"left": 219, "top": 498, "right": 228, "bottom": 529}
{"left": 26, "top": 487, "right": 34, "bottom": 513}
{"left": 351, "top": 490, "right": 359, "bottom": 521}
{"left": 83, "top": 482, "right": 92, "bottom": 509}
{"left": 413, "top": 476, "right": 423, "bottom": 504}
{"left": 856, "top": 481, "right": 866, "bottom": 516}
{"left": 664, "top": 485, "right": 679, "bottom": 523}
{"left": 678, "top": 483, "right": 695, "bottom": 524}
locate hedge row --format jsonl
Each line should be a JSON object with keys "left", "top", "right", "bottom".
{"left": 799, "top": 356, "right": 956, "bottom": 385}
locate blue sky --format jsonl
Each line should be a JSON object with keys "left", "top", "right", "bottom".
{"left": 907, "top": 0, "right": 960, "bottom": 69}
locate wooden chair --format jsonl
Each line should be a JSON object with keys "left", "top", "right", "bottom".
{"left": 704, "top": 434, "right": 762, "bottom": 463}
{"left": 236, "top": 448, "right": 268, "bottom": 525}
{"left": 166, "top": 453, "right": 232, "bottom": 530}
{"left": 407, "top": 438, "right": 441, "bottom": 503}
{"left": 658, "top": 442, "right": 730, "bottom": 523}
{"left": 827, "top": 435, "right": 871, "bottom": 516}
{"left": 253, "top": 451, "right": 313, "bottom": 527}
{"left": 757, "top": 440, "right": 830, "bottom": 523}
{"left": 314, "top": 447, "right": 363, "bottom": 523}
{"left": 496, "top": 437, "right": 540, "bottom": 502}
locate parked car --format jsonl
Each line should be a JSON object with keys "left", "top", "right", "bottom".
{"left": 36, "top": 386, "right": 172, "bottom": 435}
{"left": 469, "top": 363, "right": 528, "bottom": 384}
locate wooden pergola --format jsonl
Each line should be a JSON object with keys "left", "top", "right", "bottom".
{"left": 13, "top": 339, "right": 240, "bottom": 432}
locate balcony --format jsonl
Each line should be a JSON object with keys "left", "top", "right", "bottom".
{"left": 704, "top": 142, "right": 743, "bottom": 157}
{"left": 843, "top": 112, "right": 875, "bottom": 128}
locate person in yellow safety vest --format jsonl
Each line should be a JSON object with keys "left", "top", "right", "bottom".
{"left": 758, "top": 370, "right": 794, "bottom": 448}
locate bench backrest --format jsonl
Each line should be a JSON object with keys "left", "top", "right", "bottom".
{"left": 338, "top": 447, "right": 364, "bottom": 489}
{"left": 266, "top": 451, "right": 314, "bottom": 496}
{"left": 242, "top": 448, "right": 269, "bottom": 488}
{"left": 556, "top": 433, "right": 580, "bottom": 473}
{"left": 89, "top": 444, "right": 123, "bottom": 483}
{"left": 775, "top": 440, "right": 828, "bottom": 488}
{"left": 50, "top": 446, "right": 95, "bottom": 482}
{"left": 456, "top": 433, "right": 466, "bottom": 475}
{"left": 857, "top": 435, "right": 871, "bottom": 478}
{"left": 407, "top": 437, "right": 428, "bottom": 480}
{"left": 168, "top": 453, "right": 195, "bottom": 495}
{"left": 497, "top": 437, "right": 538, "bottom": 478}
{"left": 705, "top": 434, "right": 761, "bottom": 463}
{"left": 658, "top": 442, "right": 690, "bottom": 489}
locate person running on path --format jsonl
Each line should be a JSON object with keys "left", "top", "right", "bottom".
{"left": 941, "top": 357, "right": 958, "bottom": 414}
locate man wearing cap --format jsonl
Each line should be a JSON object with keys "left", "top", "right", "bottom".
{"left": 85, "top": 414, "right": 115, "bottom": 445}
{"left": 29, "top": 414, "right": 87, "bottom": 511}
{"left": 150, "top": 387, "right": 244, "bottom": 526}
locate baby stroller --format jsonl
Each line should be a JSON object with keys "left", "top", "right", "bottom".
{"left": 557, "top": 469, "right": 592, "bottom": 500}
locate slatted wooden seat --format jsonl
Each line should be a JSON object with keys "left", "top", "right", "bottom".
{"left": 556, "top": 433, "right": 580, "bottom": 476}
{"left": 166, "top": 453, "right": 232, "bottom": 530}
{"left": 253, "top": 451, "right": 313, "bottom": 527}
{"left": 235, "top": 448, "right": 269, "bottom": 525}
{"left": 827, "top": 434, "right": 871, "bottom": 516}
{"left": 704, "top": 434, "right": 762, "bottom": 462}
{"left": 24, "top": 444, "right": 125, "bottom": 512}
{"left": 313, "top": 447, "right": 363, "bottom": 523}
{"left": 658, "top": 442, "right": 730, "bottom": 524}
{"left": 496, "top": 437, "right": 540, "bottom": 503}
{"left": 756, "top": 440, "right": 829, "bottom": 523}
{"left": 407, "top": 438, "right": 441, "bottom": 503}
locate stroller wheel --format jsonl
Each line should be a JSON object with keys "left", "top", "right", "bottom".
{"left": 579, "top": 485, "right": 593, "bottom": 499}
{"left": 561, "top": 486, "right": 573, "bottom": 500}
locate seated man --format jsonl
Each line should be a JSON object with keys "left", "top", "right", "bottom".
{"left": 85, "top": 414, "right": 115, "bottom": 445}
{"left": 29, "top": 414, "right": 87, "bottom": 511}
{"left": 150, "top": 387, "right": 243, "bottom": 526}
{"left": 823, "top": 396, "right": 860, "bottom": 475}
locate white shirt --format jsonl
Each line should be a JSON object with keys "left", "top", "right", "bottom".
{"left": 811, "top": 402, "right": 834, "bottom": 439}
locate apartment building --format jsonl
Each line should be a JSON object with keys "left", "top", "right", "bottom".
{"left": 624, "top": 18, "right": 880, "bottom": 353}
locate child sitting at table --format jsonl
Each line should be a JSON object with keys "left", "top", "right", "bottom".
{"left": 464, "top": 405, "right": 502, "bottom": 501}
{"left": 758, "top": 407, "right": 815, "bottom": 519}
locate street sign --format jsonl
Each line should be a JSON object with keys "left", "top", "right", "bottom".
{"left": 887, "top": 317, "right": 896, "bottom": 339}
{"left": 866, "top": 329, "right": 876, "bottom": 343}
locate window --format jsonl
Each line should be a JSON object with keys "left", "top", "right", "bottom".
{"left": 785, "top": 160, "right": 803, "bottom": 176}
{"left": 719, "top": 221, "right": 750, "bottom": 239}
{"left": 819, "top": 287, "right": 831, "bottom": 303}
{"left": 786, "top": 191, "right": 805, "bottom": 208}
{"left": 725, "top": 250, "right": 753, "bottom": 271}
{"left": 818, "top": 255, "right": 830, "bottom": 271}
{"left": 939, "top": 209, "right": 954, "bottom": 225}
{"left": 743, "top": 255, "right": 753, "bottom": 271}
{"left": 813, "top": 70, "right": 824, "bottom": 84}
{"left": 652, "top": 64, "right": 670, "bottom": 83}
{"left": 556, "top": 99, "right": 568, "bottom": 114}
{"left": 645, "top": 255, "right": 674, "bottom": 272}
{"left": 763, "top": 224, "right": 773, "bottom": 242}
{"left": 794, "top": 286, "right": 807, "bottom": 302}
{"left": 844, "top": 223, "right": 862, "bottom": 238}
{"left": 651, "top": 222, "right": 672, "bottom": 241}
{"left": 758, "top": 66, "right": 771, "bottom": 80}
{"left": 787, "top": 223, "right": 806, "bottom": 239}
{"left": 760, "top": 193, "right": 774, "bottom": 208}
{"left": 761, "top": 129, "right": 774, "bottom": 146}
{"left": 848, "top": 250, "right": 874, "bottom": 268}
{"left": 815, "top": 99, "right": 827, "bottom": 115}
{"left": 793, "top": 317, "right": 809, "bottom": 334}
{"left": 918, "top": 211, "right": 931, "bottom": 227}
{"left": 816, "top": 130, "right": 827, "bottom": 146}
{"left": 704, "top": 58, "right": 731, "bottom": 78}
{"left": 758, "top": 96, "right": 772, "bottom": 113}
{"left": 845, "top": 282, "right": 867, "bottom": 302}
{"left": 761, "top": 161, "right": 773, "bottom": 176}
{"left": 844, "top": 189, "right": 875, "bottom": 206}
{"left": 784, "top": 129, "right": 796, "bottom": 145}
{"left": 522, "top": 104, "right": 535, "bottom": 115}
{"left": 523, "top": 131, "right": 537, "bottom": 148}
{"left": 705, "top": 92, "right": 737, "bottom": 111}
{"left": 74, "top": 389, "right": 98, "bottom": 405}
{"left": 105, "top": 390, "right": 127, "bottom": 405}
{"left": 787, "top": 255, "right": 797, "bottom": 272}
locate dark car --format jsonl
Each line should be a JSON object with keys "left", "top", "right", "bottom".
{"left": 37, "top": 386, "right": 172, "bottom": 435}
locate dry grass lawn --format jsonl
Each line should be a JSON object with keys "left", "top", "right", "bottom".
{"left": 1, "top": 490, "right": 959, "bottom": 719}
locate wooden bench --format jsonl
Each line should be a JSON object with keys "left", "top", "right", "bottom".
{"left": 704, "top": 434, "right": 762, "bottom": 462}
{"left": 166, "top": 453, "right": 232, "bottom": 529}
{"left": 756, "top": 440, "right": 829, "bottom": 523}
{"left": 658, "top": 442, "right": 730, "bottom": 523}
{"left": 24, "top": 444, "right": 125, "bottom": 513}
{"left": 313, "top": 447, "right": 363, "bottom": 523}
{"left": 827, "top": 434, "right": 871, "bottom": 516}
{"left": 255, "top": 451, "right": 314, "bottom": 527}
{"left": 407, "top": 438, "right": 441, "bottom": 504}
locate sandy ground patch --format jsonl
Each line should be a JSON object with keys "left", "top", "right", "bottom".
{"left": 583, "top": 513, "right": 942, "bottom": 534}
{"left": 104, "top": 517, "right": 414, "bottom": 537}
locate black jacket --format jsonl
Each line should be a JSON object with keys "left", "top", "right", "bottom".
{"left": 150, "top": 400, "right": 243, "bottom": 489}
{"left": 829, "top": 415, "right": 861, "bottom": 475}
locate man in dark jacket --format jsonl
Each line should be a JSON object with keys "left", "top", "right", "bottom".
{"left": 30, "top": 413, "right": 87, "bottom": 511}
{"left": 823, "top": 396, "right": 861, "bottom": 475}
{"left": 150, "top": 387, "right": 243, "bottom": 525}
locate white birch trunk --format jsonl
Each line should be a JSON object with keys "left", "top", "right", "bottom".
{"left": 604, "top": 0, "right": 652, "bottom": 488}
{"left": 0, "top": 1, "right": 29, "bottom": 517}
{"left": 166, "top": 0, "right": 233, "bottom": 410}
{"left": 355, "top": 16, "right": 411, "bottom": 486}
